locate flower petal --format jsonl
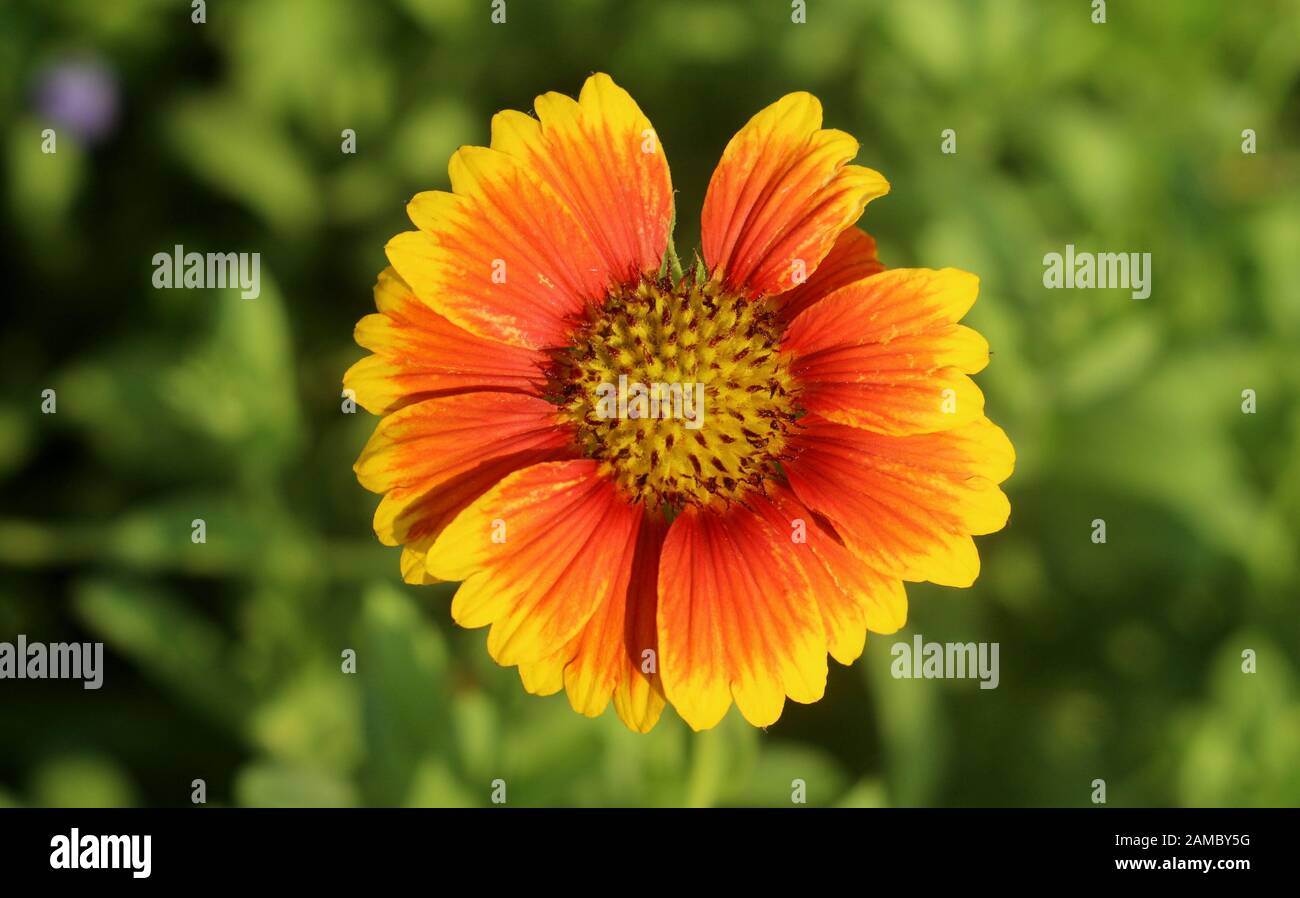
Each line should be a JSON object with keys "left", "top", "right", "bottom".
{"left": 354, "top": 392, "right": 576, "bottom": 549}
{"left": 775, "top": 226, "right": 884, "bottom": 323}
{"left": 429, "top": 461, "right": 643, "bottom": 667}
{"left": 387, "top": 149, "right": 604, "bottom": 351}
{"left": 517, "top": 648, "right": 567, "bottom": 697}
{"left": 399, "top": 535, "right": 440, "bottom": 586}
{"left": 344, "top": 268, "right": 550, "bottom": 415}
{"left": 701, "top": 92, "right": 889, "bottom": 298}
{"left": 750, "top": 484, "right": 907, "bottom": 665}
{"left": 609, "top": 516, "right": 670, "bottom": 731}
{"left": 785, "top": 415, "right": 1014, "bottom": 587}
{"left": 783, "top": 268, "right": 989, "bottom": 435}
{"left": 657, "top": 502, "right": 826, "bottom": 731}
{"left": 515, "top": 512, "right": 669, "bottom": 732}
{"left": 559, "top": 513, "right": 668, "bottom": 731}
{"left": 490, "top": 73, "right": 673, "bottom": 287}
{"left": 388, "top": 74, "right": 672, "bottom": 351}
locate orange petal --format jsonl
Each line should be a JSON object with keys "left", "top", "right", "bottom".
{"left": 429, "top": 461, "right": 643, "bottom": 667}
{"left": 609, "top": 515, "right": 670, "bottom": 731}
{"left": 657, "top": 502, "right": 827, "bottom": 731}
{"left": 491, "top": 73, "right": 673, "bottom": 287}
{"left": 701, "top": 92, "right": 889, "bottom": 298}
{"left": 518, "top": 512, "right": 669, "bottom": 731}
{"left": 354, "top": 392, "right": 576, "bottom": 549}
{"left": 783, "top": 268, "right": 989, "bottom": 435}
{"left": 387, "top": 155, "right": 601, "bottom": 350}
{"left": 785, "top": 415, "right": 1014, "bottom": 588}
{"left": 344, "top": 268, "right": 550, "bottom": 415}
{"left": 388, "top": 74, "right": 672, "bottom": 350}
{"left": 750, "top": 484, "right": 907, "bottom": 665}
{"left": 775, "top": 227, "right": 885, "bottom": 323}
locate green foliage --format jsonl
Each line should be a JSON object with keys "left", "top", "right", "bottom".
{"left": 0, "top": 0, "right": 1297, "bottom": 807}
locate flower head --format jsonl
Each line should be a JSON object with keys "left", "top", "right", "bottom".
{"left": 346, "top": 74, "right": 1013, "bottom": 732}
{"left": 33, "top": 57, "right": 119, "bottom": 144}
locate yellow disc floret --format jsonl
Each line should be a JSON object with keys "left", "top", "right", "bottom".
{"left": 551, "top": 276, "right": 797, "bottom": 511}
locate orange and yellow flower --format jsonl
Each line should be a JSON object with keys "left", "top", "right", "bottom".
{"left": 346, "top": 74, "right": 1013, "bottom": 732}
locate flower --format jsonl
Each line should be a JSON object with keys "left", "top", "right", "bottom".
{"left": 32, "top": 57, "right": 119, "bottom": 144}
{"left": 346, "top": 73, "right": 1013, "bottom": 732}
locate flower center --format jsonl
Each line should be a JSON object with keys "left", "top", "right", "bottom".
{"left": 553, "top": 276, "right": 797, "bottom": 511}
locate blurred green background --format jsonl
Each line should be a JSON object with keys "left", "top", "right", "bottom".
{"left": 1, "top": 0, "right": 1297, "bottom": 808}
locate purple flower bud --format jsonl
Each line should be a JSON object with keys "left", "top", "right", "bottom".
{"left": 33, "top": 58, "right": 120, "bottom": 144}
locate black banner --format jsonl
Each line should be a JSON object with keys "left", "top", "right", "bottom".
{"left": 0, "top": 808, "right": 1288, "bottom": 884}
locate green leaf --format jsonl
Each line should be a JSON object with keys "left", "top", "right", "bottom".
{"left": 356, "top": 581, "right": 456, "bottom": 804}
{"left": 74, "top": 578, "right": 253, "bottom": 730}
{"left": 167, "top": 97, "right": 320, "bottom": 235}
